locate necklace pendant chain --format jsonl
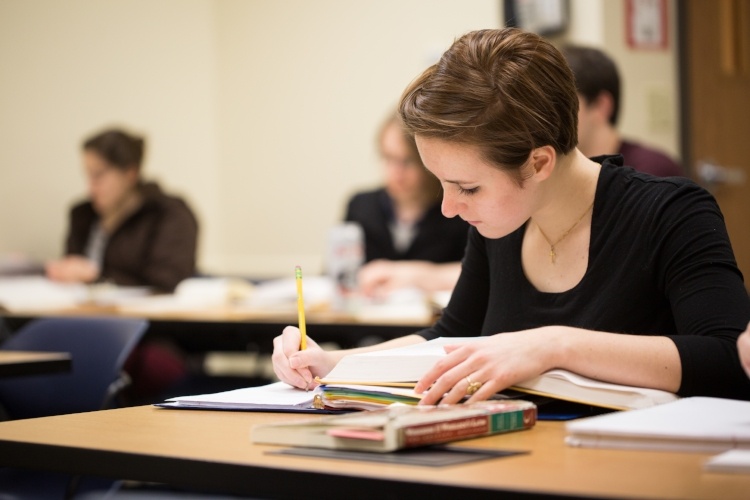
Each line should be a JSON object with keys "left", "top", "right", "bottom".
{"left": 535, "top": 200, "right": 594, "bottom": 265}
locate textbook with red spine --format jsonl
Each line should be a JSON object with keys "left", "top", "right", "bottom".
{"left": 252, "top": 399, "right": 536, "bottom": 452}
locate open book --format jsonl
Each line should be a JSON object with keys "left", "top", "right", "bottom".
{"left": 161, "top": 380, "right": 440, "bottom": 412}
{"left": 319, "top": 337, "right": 678, "bottom": 411}
{"left": 161, "top": 380, "right": 439, "bottom": 413}
{"left": 252, "top": 399, "right": 536, "bottom": 452}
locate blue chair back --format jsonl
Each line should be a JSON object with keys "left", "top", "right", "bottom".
{"left": 0, "top": 316, "right": 148, "bottom": 419}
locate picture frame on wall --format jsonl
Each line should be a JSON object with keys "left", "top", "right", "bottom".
{"left": 625, "top": 0, "right": 668, "bottom": 50}
{"left": 504, "top": 0, "right": 569, "bottom": 36}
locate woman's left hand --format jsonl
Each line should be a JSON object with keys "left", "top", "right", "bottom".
{"left": 45, "top": 256, "right": 100, "bottom": 283}
{"left": 414, "top": 328, "right": 564, "bottom": 405}
{"left": 357, "top": 260, "right": 428, "bottom": 298}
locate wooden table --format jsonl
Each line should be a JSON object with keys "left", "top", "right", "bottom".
{"left": 0, "top": 351, "right": 71, "bottom": 377}
{"left": 5, "top": 304, "right": 432, "bottom": 353}
{"left": 0, "top": 405, "right": 746, "bottom": 499}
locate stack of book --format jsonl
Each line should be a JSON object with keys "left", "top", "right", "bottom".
{"left": 252, "top": 399, "right": 537, "bottom": 452}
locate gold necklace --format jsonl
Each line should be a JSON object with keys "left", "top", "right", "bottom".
{"left": 533, "top": 200, "right": 594, "bottom": 264}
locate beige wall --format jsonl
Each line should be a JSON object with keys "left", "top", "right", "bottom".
{"left": 0, "top": 0, "right": 220, "bottom": 269}
{"left": 0, "top": 0, "right": 681, "bottom": 279}
{"left": 212, "top": 0, "right": 501, "bottom": 276}
{"left": 564, "top": 0, "right": 681, "bottom": 158}
{"left": 603, "top": 0, "right": 681, "bottom": 159}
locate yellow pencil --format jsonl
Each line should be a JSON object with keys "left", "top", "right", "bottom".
{"left": 295, "top": 265, "right": 307, "bottom": 350}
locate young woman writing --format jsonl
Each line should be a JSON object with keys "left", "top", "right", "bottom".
{"left": 273, "top": 28, "right": 750, "bottom": 402}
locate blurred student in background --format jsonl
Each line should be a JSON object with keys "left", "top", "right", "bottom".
{"left": 561, "top": 45, "right": 684, "bottom": 177}
{"left": 45, "top": 128, "right": 198, "bottom": 293}
{"left": 344, "top": 112, "right": 469, "bottom": 297}
{"left": 45, "top": 127, "right": 199, "bottom": 403}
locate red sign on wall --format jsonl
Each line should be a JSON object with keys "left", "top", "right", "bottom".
{"left": 626, "top": 0, "right": 668, "bottom": 50}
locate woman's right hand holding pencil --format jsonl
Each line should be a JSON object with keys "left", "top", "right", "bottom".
{"left": 272, "top": 326, "right": 338, "bottom": 389}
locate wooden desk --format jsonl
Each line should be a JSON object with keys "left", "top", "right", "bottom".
{"left": 1, "top": 275, "right": 437, "bottom": 351}
{"left": 0, "top": 351, "right": 71, "bottom": 377}
{"left": 8, "top": 301, "right": 433, "bottom": 325}
{"left": 0, "top": 405, "right": 746, "bottom": 499}
{"left": 5, "top": 304, "right": 431, "bottom": 353}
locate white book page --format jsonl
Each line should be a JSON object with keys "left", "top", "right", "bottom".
{"left": 324, "top": 337, "right": 484, "bottom": 382}
{"left": 167, "top": 381, "right": 313, "bottom": 408}
{"left": 533, "top": 369, "right": 678, "bottom": 401}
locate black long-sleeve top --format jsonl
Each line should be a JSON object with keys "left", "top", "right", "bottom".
{"left": 419, "top": 156, "right": 750, "bottom": 400}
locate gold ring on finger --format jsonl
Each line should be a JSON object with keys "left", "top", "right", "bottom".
{"left": 465, "top": 376, "right": 482, "bottom": 396}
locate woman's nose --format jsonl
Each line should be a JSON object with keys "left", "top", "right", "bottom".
{"left": 441, "top": 191, "right": 459, "bottom": 218}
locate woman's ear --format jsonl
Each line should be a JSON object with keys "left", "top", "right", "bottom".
{"left": 124, "top": 165, "right": 140, "bottom": 186}
{"left": 527, "top": 145, "right": 556, "bottom": 182}
{"left": 593, "top": 91, "right": 615, "bottom": 123}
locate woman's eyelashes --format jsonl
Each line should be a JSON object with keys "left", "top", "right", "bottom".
{"left": 457, "top": 185, "right": 479, "bottom": 196}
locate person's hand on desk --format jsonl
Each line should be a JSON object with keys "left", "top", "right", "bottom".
{"left": 415, "top": 329, "right": 563, "bottom": 405}
{"left": 272, "top": 326, "right": 339, "bottom": 389}
{"left": 415, "top": 325, "right": 682, "bottom": 406}
{"left": 45, "top": 256, "right": 99, "bottom": 283}
{"left": 358, "top": 259, "right": 461, "bottom": 298}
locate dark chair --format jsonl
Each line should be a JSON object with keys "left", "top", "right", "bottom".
{"left": 0, "top": 316, "right": 149, "bottom": 499}
{"left": 0, "top": 316, "right": 148, "bottom": 418}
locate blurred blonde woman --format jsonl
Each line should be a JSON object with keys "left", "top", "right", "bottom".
{"left": 344, "top": 112, "right": 468, "bottom": 297}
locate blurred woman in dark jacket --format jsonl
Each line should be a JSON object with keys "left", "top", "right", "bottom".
{"left": 46, "top": 128, "right": 198, "bottom": 293}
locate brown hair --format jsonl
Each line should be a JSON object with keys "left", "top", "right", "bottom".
{"left": 377, "top": 111, "right": 422, "bottom": 166}
{"left": 83, "top": 128, "right": 145, "bottom": 172}
{"left": 399, "top": 28, "right": 578, "bottom": 183}
{"left": 560, "top": 44, "right": 621, "bottom": 126}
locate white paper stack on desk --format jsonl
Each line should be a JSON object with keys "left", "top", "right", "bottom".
{"left": 565, "top": 397, "right": 750, "bottom": 454}
{"left": 161, "top": 381, "right": 319, "bottom": 411}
